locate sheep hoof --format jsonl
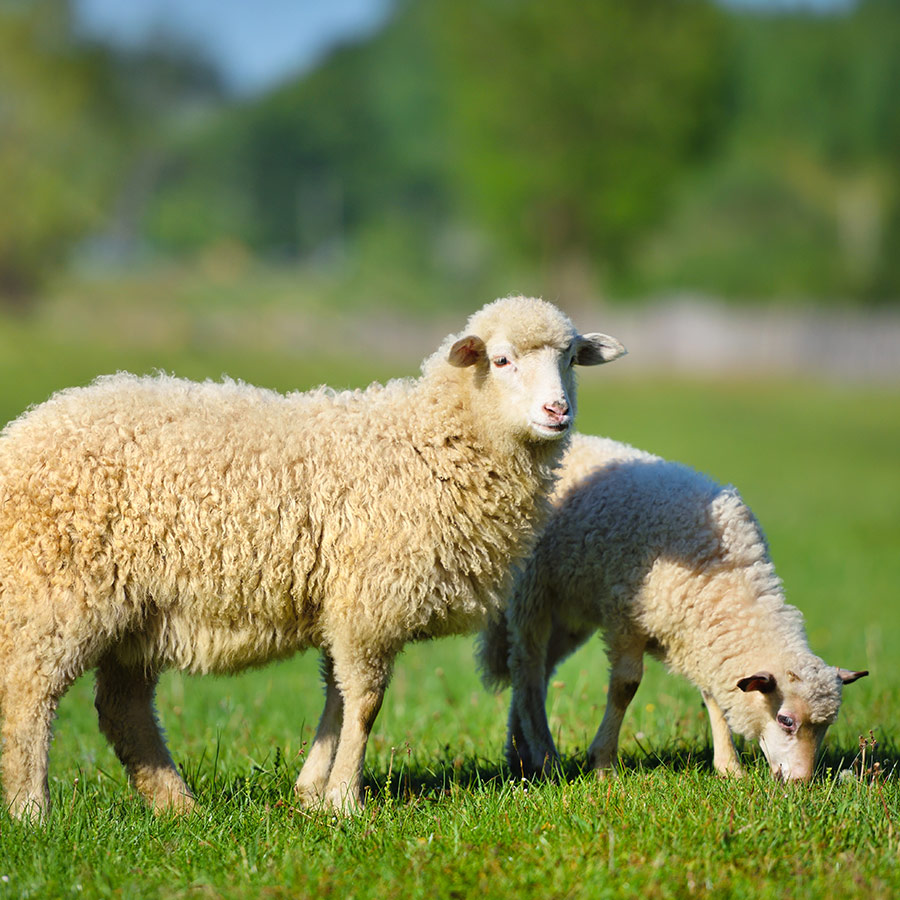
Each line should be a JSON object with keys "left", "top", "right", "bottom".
{"left": 295, "top": 782, "right": 361, "bottom": 817}
{"left": 537, "top": 754, "right": 563, "bottom": 781}
{"left": 294, "top": 782, "right": 325, "bottom": 809}
{"left": 588, "top": 747, "right": 617, "bottom": 772}
{"left": 322, "top": 787, "right": 362, "bottom": 817}
{"left": 8, "top": 797, "right": 50, "bottom": 824}
{"left": 300, "top": 791, "right": 361, "bottom": 818}
{"left": 591, "top": 758, "right": 619, "bottom": 780}
{"left": 152, "top": 790, "right": 198, "bottom": 816}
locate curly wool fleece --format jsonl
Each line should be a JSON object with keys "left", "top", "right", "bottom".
{"left": 0, "top": 296, "right": 625, "bottom": 817}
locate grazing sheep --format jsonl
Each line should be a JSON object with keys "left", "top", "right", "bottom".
{"left": 0, "top": 296, "right": 625, "bottom": 820}
{"left": 480, "top": 433, "right": 867, "bottom": 782}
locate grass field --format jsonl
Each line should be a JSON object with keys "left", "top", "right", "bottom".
{"left": 0, "top": 315, "right": 897, "bottom": 899}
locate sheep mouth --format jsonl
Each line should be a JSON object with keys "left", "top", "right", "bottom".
{"left": 530, "top": 419, "right": 570, "bottom": 438}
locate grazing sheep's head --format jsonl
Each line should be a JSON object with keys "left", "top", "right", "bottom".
{"left": 447, "top": 296, "right": 625, "bottom": 443}
{"left": 736, "top": 665, "right": 868, "bottom": 781}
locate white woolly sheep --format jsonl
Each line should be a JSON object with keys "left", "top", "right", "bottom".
{"left": 0, "top": 296, "right": 625, "bottom": 820}
{"left": 479, "top": 433, "right": 867, "bottom": 782}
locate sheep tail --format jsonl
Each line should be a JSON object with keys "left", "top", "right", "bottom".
{"left": 475, "top": 611, "right": 513, "bottom": 692}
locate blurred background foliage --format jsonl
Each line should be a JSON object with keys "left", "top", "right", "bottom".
{"left": 0, "top": 0, "right": 898, "bottom": 316}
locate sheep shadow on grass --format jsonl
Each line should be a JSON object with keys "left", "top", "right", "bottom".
{"left": 359, "top": 734, "right": 897, "bottom": 804}
{"left": 165, "top": 732, "right": 896, "bottom": 819}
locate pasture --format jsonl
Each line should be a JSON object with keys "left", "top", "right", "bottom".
{"left": 0, "top": 319, "right": 897, "bottom": 899}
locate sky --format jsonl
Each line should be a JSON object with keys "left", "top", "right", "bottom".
{"left": 71, "top": 0, "right": 853, "bottom": 97}
{"left": 72, "top": 0, "right": 394, "bottom": 96}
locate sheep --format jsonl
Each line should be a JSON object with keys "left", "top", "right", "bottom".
{"left": 0, "top": 296, "right": 626, "bottom": 820}
{"left": 479, "top": 433, "right": 867, "bottom": 782}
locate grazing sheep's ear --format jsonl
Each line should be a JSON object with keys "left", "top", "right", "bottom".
{"left": 737, "top": 672, "right": 777, "bottom": 693}
{"left": 449, "top": 335, "right": 487, "bottom": 367}
{"left": 837, "top": 668, "right": 869, "bottom": 685}
{"left": 573, "top": 333, "right": 627, "bottom": 366}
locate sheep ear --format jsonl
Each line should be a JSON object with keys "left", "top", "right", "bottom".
{"left": 737, "top": 672, "right": 777, "bottom": 694}
{"left": 449, "top": 335, "right": 487, "bottom": 367}
{"left": 574, "top": 333, "right": 626, "bottom": 366}
{"left": 837, "top": 668, "right": 869, "bottom": 685}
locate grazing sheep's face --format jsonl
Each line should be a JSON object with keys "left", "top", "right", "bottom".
{"left": 448, "top": 297, "right": 625, "bottom": 444}
{"left": 737, "top": 666, "right": 868, "bottom": 781}
{"left": 757, "top": 703, "right": 830, "bottom": 782}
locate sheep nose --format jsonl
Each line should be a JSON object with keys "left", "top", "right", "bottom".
{"left": 543, "top": 400, "right": 569, "bottom": 423}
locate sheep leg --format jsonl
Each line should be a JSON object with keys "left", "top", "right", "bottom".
{"left": 545, "top": 622, "right": 595, "bottom": 675}
{"left": 507, "top": 609, "right": 558, "bottom": 777}
{"left": 0, "top": 670, "right": 66, "bottom": 821}
{"left": 702, "top": 690, "right": 743, "bottom": 776}
{"left": 506, "top": 702, "right": 529, "bottom": 776}
{"left": 295, "top": 653, "right": 343, "bottom": 806}
{"left": 94, "top": 654, "right": 195, "bottom": 813}
{"left": 506, "top": 677, "right": 553, "bottom": 778}
{"left": 508, "top": 610, "right": 595, "bottom": 776}
{"left": 319, "top": 648, "right": 392, "bottom": 814}
{"left": 587, "top": 644, "right": 644, "bottom": 773}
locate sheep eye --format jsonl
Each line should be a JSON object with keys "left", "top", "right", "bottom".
{"left": 777, "top": 714, "right": 796, "bottom": 731}
{"left": 492, "top": 356, "right": 510, "bottom": 368}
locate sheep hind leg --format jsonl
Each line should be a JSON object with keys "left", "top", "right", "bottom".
{"left": 507, "top": 610, "right": 593, "bottom": 778}
{"left": 295, "top": 652, "right": 343, "bottom": 807}
{"left": 506, "top": 701, "right": 530, "bottom": 779}
{"left": 508, "top": 676, "right": 555, "bottom": 778}
{"left": 540, "top": 621, "right": 596, "bottom": 774}
{"left": 587, "top": 643, "right": 644, "bottom": 775}
{"left": 702, "top": 690, "right": 743, "bottom": 777}
{"left": 507, "top": 615, "right": 557, "bottom": 778}
{"left": 94, "top": 654, "right": 195, "bottom": 814}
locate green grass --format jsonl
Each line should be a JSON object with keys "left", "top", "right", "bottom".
{"left": 0, "top": 319, "right": 898, "bottom": 899}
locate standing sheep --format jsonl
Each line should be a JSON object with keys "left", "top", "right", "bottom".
{"left": 480, "top": 434, "right": 867, "bottom": 782}
{"left": 0, "top": 296, "right": 625, "bottom": 820}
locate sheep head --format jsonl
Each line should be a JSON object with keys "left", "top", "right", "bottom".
{"left": 447, "top": 296, "right": 625, "bottom": 445}
{"left": 736, "top": 665, "right": 868, "bottom": 781}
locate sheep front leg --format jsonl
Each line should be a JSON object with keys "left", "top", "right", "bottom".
{"left": 1, "top": 672, "right": 64, "bottom": 821}
{"left": 295, "top": 653, "right": 343, "bottom": 806}
{"left": 319, "top": 648, "right": 392, "bottom": 814}
{"left": 702, "top": 690, "right": 743, "bottom": 776}
{"left": 587, "top": 643, "right": 644, "bottom": 773}
{"left": 94, "top": 654, "right": 195, "bottom": 814}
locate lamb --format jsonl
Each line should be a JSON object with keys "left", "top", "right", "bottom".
{"left": 0, "top": 296, "right": 626, "bottom": 820}
{"left": 479, "top": 433, "right": 867, "bottom": 782}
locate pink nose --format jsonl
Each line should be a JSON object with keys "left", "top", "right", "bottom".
{"left": 543, "top": 400, "right": 569, "bottom": 423}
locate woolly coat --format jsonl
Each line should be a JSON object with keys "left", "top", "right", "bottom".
{"left": 546, "top": 435, "right": 843, "bottom": 733}
{"left": 482, "top": 434, "right": 851, "bottom": 770}
{"left": 0, "top": 317, "right": 574, "bottom": 683}
{"left": 0, "top": 296, "right": 627, "bottom": 816}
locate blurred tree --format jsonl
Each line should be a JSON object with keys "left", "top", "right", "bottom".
{"left": 0, "top": 0, "right": 225, "bottom": 308}
{"left": 432, "top": 0, "right": 729, "bottom": 280}
{"left": 854, "top": 0, "right": 900, "bottom": 299}
{"left": 631, "top": 0, "right": 900, "bottom": 303}
{"left": 89, "top": 32, "right": 226, "bottom": 259}
{"left": 147, "top": 0, "right": 727, "bottom": 296}
{"left": 146, "top": 2, "right": 448, "bottom": 261}
{"left": 0, "top": 0, "right": 125, "bottom": 308}
{"left": 138, "top": 0, "right": 899, "bottom": 305}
